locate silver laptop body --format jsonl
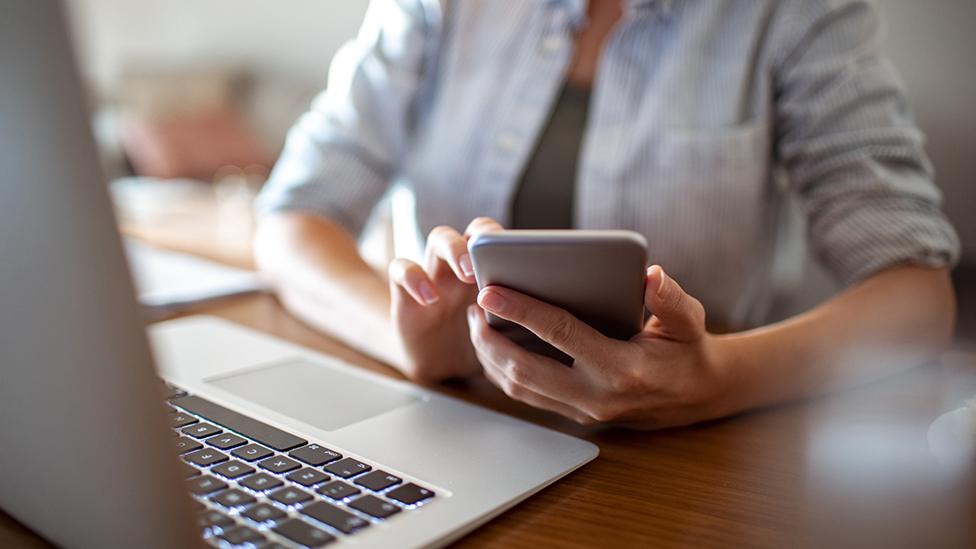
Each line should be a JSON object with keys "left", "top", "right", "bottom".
{"left": 0, "top": 2, "right": 598, "bottom": 548}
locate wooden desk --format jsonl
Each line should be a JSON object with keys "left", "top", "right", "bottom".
{"left": 170, "top": 296, "right": 976, "bottom": 548}
{"left": 4, "top": 189, "right": 976, "bottom": 547}
{"left": 5, "top": 290, "right": 972, "bottom": 548}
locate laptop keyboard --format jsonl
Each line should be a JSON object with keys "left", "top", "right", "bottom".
{"left": 164, "top": 385, "right": 436, "bottom": 548}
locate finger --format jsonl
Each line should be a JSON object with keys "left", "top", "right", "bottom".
{"left": 389, "top": 258, "right": 439, "bottom": 306}
{"left": 467, "top": 305, "right": 589, "bottom": 404}
{"left": 424, "top": 225, "right": 475, "bottom": 282}
{"left": 476, "top": 286, "right": 606, "bottom": 362}
{"left": 463, "top": 216, "right": 504, "bottom": 240}
{"left": 644, "top": 265, "right": 706, "bottom": 342}
{"left": 479, "top": 356, "right": 596, "bottom": 425}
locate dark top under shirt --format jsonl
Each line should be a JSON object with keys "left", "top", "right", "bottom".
{"left": 510, "top": 84, "right": 592, "bottom": 229}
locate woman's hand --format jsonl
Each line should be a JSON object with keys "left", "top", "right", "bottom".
{"left": 389, "top": 217, "right": 504, "bottom": 382}
{"left": 467, "top": 265, "right": 735, "bottom": 428}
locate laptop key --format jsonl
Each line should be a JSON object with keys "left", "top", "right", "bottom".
{"left": 184, "top": 448, "right": 228, "bottom": 467}
{"left": 354, "top": 471, "right": 402, "bottom": 492}
{"left": 349, "top": 494, "right": 401, "bottom": 519}
{"left": 241, "top": 502, "right": 286, "bottom": 523}
{"left": 239, "top": 472, "right": 283, "bottom": 492}
{"left": 179, "top": 461, "right": 200, "bottom": 478}
{"left": 181, "top": 422, "right": 222, "bottom": 439}
{"left": 273, "top": 518, "right": 336, "bottom": 547}
{"left": 170, "top": 413, "right": 198, "bottom": 429}
{"left": 175, "top": 436, "right": 203, "bottom": 454}
{"left": 163, "top": 384, "right": 187, "bottom": 401}
{"left": 289, "top": 444, "right": 342, "bottom": 466}
{"left": 386, "top": 483, "right": 435, "bottom": 505}
{"left": 198, "top": 509, "right": 234, "bottom": 529}
{"left": 268, "top": 486, "right": 313, "bottom": 506}
{"left": 287, "top": 468, "right": 330, "bottom": 487}
{"left": 300, "top": 501, "right": 370, "bottom": 535}
{"left": 206, "top": 433, "right": 247, "bottom": 450}
{"left": 259, "top": 455, "right": 301, "bottom": 474}
{"left": 212, "top": 459, "right": 255, "bottom": 479}
{"left": 315, "top": 480, "right": 359, "bottom": 501}
{"left": 210, "top": 488, "right": 256, "bottom": 508}
{"left": 232, "top": 443, "right": 273, "bottom": 462}
{"left": 186, "top": 474, "right": 227, "bottom": 495}
{"left": 172, "top": 395, "right": 307, "bottom": 451}
{"left": 323, "top": 457, "right": 371, "bottom": 479}
{"left": 219, "top": 524, "right": 265, "bottom": 546}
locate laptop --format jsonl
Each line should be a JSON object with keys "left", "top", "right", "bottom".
{"left": 0, "top": 2, "right": 598, "bottom": 548}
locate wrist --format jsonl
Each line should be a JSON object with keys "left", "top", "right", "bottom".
{"left": 700, "top": 332, "right": 751, "bottom": 420}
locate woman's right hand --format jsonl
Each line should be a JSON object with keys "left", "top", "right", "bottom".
{"left": 388, "top": 217, "right": 503, "bottom": 382}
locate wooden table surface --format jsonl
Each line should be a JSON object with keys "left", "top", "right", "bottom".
{"left": 175, "top": 295, "right": 976, "bottom": 549}
{"left": 4, "top": 186, "right": 975, "bottom": 548}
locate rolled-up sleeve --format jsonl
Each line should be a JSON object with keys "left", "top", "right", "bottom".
{"left": 774, "top": 0, "right": 960, "bottom": 285}
{"left": 256, "top": 0, "right": 438, "bottom": 236}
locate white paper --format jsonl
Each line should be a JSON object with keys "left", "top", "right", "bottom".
{"left": 124, "top": 239, "right": 265, "bottom": 310}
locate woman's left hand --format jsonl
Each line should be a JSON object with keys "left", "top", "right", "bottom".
{"left": 467, "top": 265, "right": 736, "bottom": 428}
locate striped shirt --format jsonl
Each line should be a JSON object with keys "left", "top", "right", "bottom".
{"left": 257, "top": 0, "right": 960, "bottom": 330}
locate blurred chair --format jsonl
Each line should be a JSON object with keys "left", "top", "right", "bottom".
{"left": 117, "top": 68, "right": 272, "bottom": 182}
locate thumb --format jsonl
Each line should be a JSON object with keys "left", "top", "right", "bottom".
{"left": 644, "top": 265, "right": 706, "bottom": 342}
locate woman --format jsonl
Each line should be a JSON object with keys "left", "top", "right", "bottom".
{"left": 254, "top": 0, "right": 959, "bottom": 427}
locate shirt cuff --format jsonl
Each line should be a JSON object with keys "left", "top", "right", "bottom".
{"left": 254, "top": 144, "right": 389, "bottom": 237}
{"left": 814, "top": 196, "right": 961, "bottom": 286}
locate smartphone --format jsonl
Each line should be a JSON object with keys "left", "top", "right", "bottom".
{"left": 467, "top": 230, "right": 648, "bottom": 365}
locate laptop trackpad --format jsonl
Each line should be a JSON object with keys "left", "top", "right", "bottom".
{"left": 207, "top": 358, "right": 419, "bottom": 431}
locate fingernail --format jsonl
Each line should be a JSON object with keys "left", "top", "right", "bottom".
{"left": 419, "top": 281, "right": 439, "bottom": 305}
{"left": 459, "top": 253, "right": 474, "bottom": 277}
{"left": 479, "top": 289, "right": 507, "bottom": 313}
{"left": 653, "top": 266, "right": 667, "bottom": 297}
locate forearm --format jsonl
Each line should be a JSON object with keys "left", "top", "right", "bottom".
{"left": 254, "top": 212, "right": 404, "bottom": 367}
{"left": 715, "top": 266, "right": 956, "bottom": 416}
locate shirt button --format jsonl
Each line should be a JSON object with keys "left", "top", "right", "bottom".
{"left": 497, "top": 132, "right": 520, "bottom": 152}
{"left": 542, "top": 35, "right": 563, "bottom": 53}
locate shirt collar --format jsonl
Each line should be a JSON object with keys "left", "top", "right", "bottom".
{"left": 547, "top": 0, "right": 677, "bottom": 27}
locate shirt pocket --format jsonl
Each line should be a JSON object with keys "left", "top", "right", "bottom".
{"left": 652, "top": 119, "right": 771, "bottom": 198}
{"left": 623, "top": 119, "right": 772, "bottom": 318}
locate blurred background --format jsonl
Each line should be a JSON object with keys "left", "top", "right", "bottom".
{"left": 64, "top": 0, "right": 976, "bottom": 343}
